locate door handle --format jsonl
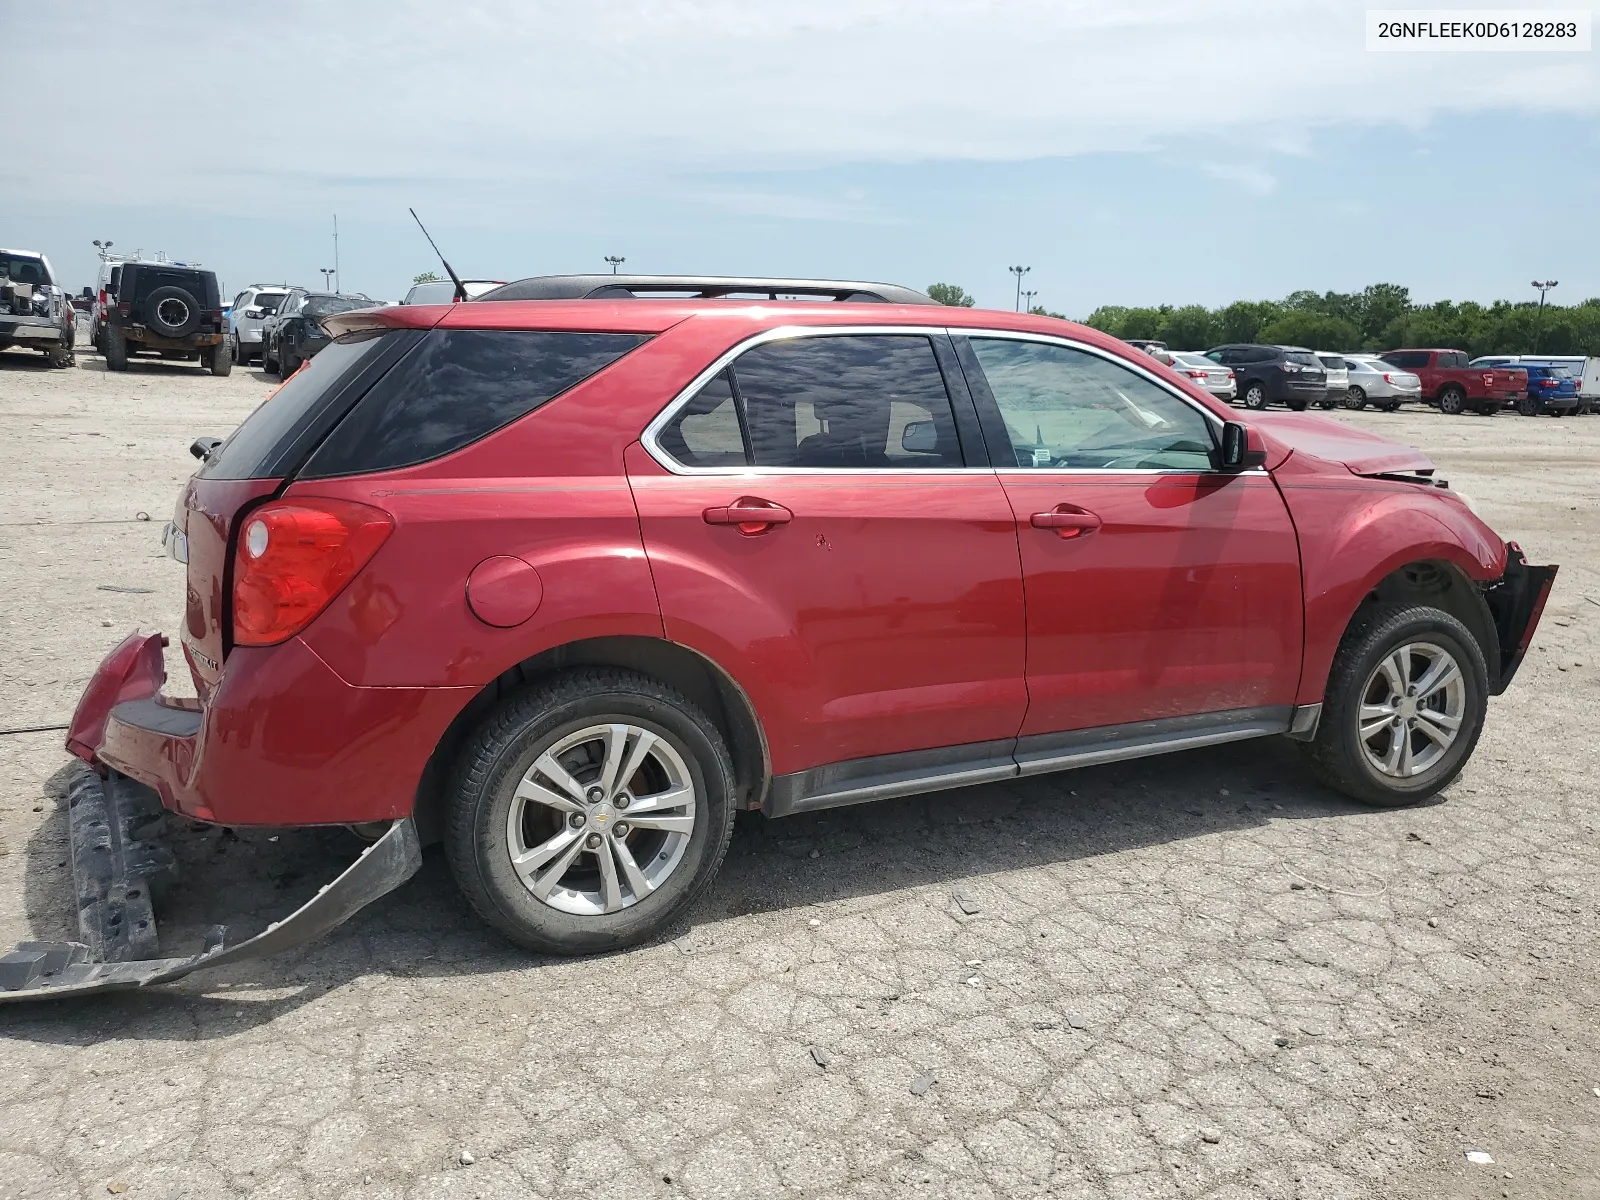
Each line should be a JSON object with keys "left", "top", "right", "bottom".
{"left": 703, "top": 496, "right": 793, "bottom": 535}
{"left": 1030, "top": 506, "right": 1102, "bottom": 539}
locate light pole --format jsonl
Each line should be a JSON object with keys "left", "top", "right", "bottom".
{"left": 92, "top": 239, "right": 115, "bottom": 259}
{"left": 1531, "top": 279, "right": 1558, "bottom": 351}
{"left": 605, "top": 256, "right": 626, "bottom": 274}
{"left": 320, "top": 268, "right": 336, "bottom": 290}
{"left": 1008, "top": 265, "right": 1031, "bottom": 312}
{"left": 1021, "top": 289, "right": 1038, "bottom": 313}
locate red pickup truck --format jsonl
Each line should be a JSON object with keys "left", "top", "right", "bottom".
{"left": 1379, "top": 349, "right": 1526, "bottom": 416}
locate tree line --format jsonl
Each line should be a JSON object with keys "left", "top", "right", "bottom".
{"left": 926, "top": 282, "right": 1600, "bottom": 356}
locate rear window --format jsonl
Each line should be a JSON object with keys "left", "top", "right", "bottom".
{"left": 1316, "top": 355, "right": 1345, "bottom": 369}
{"left": 253, "top": 293, "right": 286, "bottom": 314}
{"left": 1284, "top": 351, "right": 1320, "bottom": 367}
{"left": 200, "top": 333, "right": 391, "bottom": 479}
{"left": 300, "top": 329, "right": 649, "bottom": 477}
{"left": 303, "top": 295, "right": 374, "bottom": 318}
{"left": 0, "top": 254, "right": 51, "bottom": 286}
{"left": 128, "top": 267, "right": 217, "bottom": 305}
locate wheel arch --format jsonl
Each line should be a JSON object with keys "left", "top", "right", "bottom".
{"left": 1323, "top": 559, "right": 1500, "bottom": 702}
{"left": 411, "top": 635, "right": 770, "bottom": 845}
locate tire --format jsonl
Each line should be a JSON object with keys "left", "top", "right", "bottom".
{"left": 103, "top": 327, "right": 129, "bottom": 371}
{"left": 1379, "top": 400, "right": 1399, "bottom": 412}
{"left": 46, "top": 345, "right": 73, "bottom": 369}
{"left": 445, "top": 668, "right": 738, "bottom": 956}
{"left": 1437, "top": 387, "right": 1466, "bottom": 416}
{"left": 1302, "top": 603, "right": 1488, "bottom": 807}
{"left": 1242, "top": 382, "right": 1268, "bottom": 410}
{"left": 262, "top": 337, "right": 278, "bottom": 374}
{"left": 1286, "top": 398, "right": 1309, "bottom": 412}
{"left": 1517, "top": 394, "right": 1538, "bottom": 417}
{"left": 279, "top": 344, "right": 299, "bottom": 378}
{"left": 1344, "top": 386, "right": 1367, "bottom": 411}
{"left": 142, "top": 285, "right": 203, "bottom": 338}
{"left": 207, "top": 340, "right": 232, "bottom": 376}
{"left": 229, "top": 333, "right": 244, "bottom": 364}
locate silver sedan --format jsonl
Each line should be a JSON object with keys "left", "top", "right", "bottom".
{"left": 1342, "top": 354, "right": 1421, "bottom": 411}
{"left": 1166, "top": 351, "right": 1237, "bottom": 400}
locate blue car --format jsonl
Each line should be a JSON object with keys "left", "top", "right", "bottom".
{"left": 1512, "top": 365, "right": 1580, "bottom": 416}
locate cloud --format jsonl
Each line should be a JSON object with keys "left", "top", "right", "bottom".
{"left": 1199, "top": 163, "right": 1278, "bottom": 196}
{"left": 9, "top": 0, "right": 1597, "bottom": 224}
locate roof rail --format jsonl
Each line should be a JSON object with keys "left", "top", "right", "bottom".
{"left": 480, "top": 275, "right": 935, "bottom": 305}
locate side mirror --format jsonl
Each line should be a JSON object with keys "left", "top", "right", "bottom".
{"left": 1217, "top": 421, "right": 1267, "bottom": 471}
{"left": 901, "top": 420, "right": 938, "bottom": 453}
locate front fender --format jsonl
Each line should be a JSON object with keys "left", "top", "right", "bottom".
{"left": 1276, "top": 468, "right": 1505, "bottom": 706}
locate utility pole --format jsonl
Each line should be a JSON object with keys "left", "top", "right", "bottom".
{"left": 604, "top": 256, "right": 626, "bottom": 274}
{"left": 1008, "top": 265, "right": 1031, "bottom": 312}
{"left": 1531, "top": 279, "right": 1558, "bottom": 351}
{"left": 333, "top": 214, "right": 340, "bottom": 292}
{"left": 1022, "top": 289, "right": 1038, "bottom": 313}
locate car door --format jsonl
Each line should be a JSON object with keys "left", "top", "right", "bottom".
{"left": 952, "top": 332, "right": 1303, "bottom": 759}
{"left": 627, "top": 328, "right": 1029, "bottom": 792}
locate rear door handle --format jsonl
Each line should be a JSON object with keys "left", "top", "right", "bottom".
{"left": 703, "top": 496, "right": 793, "bottom": 534}
{"left": 1030, "top": 505, "right": 1102, "bottom": 539}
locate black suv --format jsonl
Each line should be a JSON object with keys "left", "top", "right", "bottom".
{"left": 1204, "top": 344, "right": 1327, "bottom": 410}
{"left": 98, "top": 262, "right": 229, "bottom": 375}
{"left": 261, "top": 290, "right": 377, "bottom": 378}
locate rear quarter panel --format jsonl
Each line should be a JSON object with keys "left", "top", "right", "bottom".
{"left": 1271, "top": 452, "right": 1507, "bottom": 706}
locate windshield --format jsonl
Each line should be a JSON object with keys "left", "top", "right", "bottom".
{"left": 303, "top": 295, "right": 375, "bottom": 318}
{"left": 0, "top": 254, "right": 51, "bottom": 286}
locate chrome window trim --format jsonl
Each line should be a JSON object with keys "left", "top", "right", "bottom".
{"left": 640, "top": 323, "right": 1262, "bottom": 478}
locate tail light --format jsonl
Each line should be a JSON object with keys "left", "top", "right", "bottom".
{"left": 232, "top": 499, "right": 394, "bottom": 646}
{"left": 1226, "top": 370, "right": 1235, "bottom": 380}
{"left": 1383, "top": 373, "right": 1394, "bottom": 384}
{"left": 1540, "top": 378, "right": 1558, "bottom": 388}
{"left": 1185, "top": 368, "right": 1208, "bottom": 379}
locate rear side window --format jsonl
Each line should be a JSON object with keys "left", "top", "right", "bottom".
{"left": 201, "top": 333, "right": 392, "bottom": 479}
{"left": 657, "top": 334, "right": 964, "bottom": 470}
{"left": 302, "top": 329, "right": 649, "bottom": 477}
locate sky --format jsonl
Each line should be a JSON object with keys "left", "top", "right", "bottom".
{"left": 5, "top": 0, "right": 1598, "bottom": 314}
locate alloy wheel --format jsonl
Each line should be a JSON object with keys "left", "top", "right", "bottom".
{"left": 505, "top": 722, "right": 697, "bottom": 915}
{"left": 1356, "top": 641, "right": 1465, "bottom": 779}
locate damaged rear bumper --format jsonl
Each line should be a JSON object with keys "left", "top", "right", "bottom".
{"left": 1483, "top": 543, "right": 1558, "bottom": 695}
{"left": 0, "top": 769, "right": 420, "bottom": 1001}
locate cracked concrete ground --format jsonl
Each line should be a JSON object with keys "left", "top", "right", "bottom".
{"left": 1, "top": 349, "right": 1597, "bottom": 1199}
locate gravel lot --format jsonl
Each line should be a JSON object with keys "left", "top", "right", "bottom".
{"left": 1, "top": 349, "right": 1597, "bottom": 1200}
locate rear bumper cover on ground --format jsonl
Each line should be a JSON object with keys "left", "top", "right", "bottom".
{"left": 0, "top": 770, "right": 421, "bottom": 1002}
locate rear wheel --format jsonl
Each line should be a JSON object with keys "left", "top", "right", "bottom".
{"left": 1285, "top": 397, "right": 1309, "bottom": 412}
{"left": 103, "top": 327, "right": 129, "bottom": 371}
{"left": 1344, "top": 386, "right": 1367, "bottom": 410}
{"left": 262, "top": 336, "right": 278, "bottom": 374}
{"left": 1242, "top": 382, "right": 1268, "bottom": 410}
{"left": 207, "top": 340, "right": 232, "bottom": 376}
{"left": 445, "top": 669, "right": 738, "bottom": 955}
{"left": 1517, "top": 394, "right": 1538, "bottom": 417}
{"left": 1302, "top": 604, "right": 1487, "bottom": 807}
{"left": 1437, "top": 387, "right": 1466, "bottom": 415}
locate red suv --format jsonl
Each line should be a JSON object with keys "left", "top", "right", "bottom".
{"left": 7, "top": 275, "right": 1557, "bottom": 1000}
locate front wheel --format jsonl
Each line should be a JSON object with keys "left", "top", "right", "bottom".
{"left": 1344, "top": 386, "right": 1367, "bottom": 411}
{"left": 445, "top": 669, "right": 738, "bottom": 956}
{"left": 1302, "top": 604, "right": 1487, "bottom": 807}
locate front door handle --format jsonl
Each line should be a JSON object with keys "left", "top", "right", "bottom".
{"left": 1030, "top": 505, "right": 1102, "bottom": 539}
{"left": 703, "top": 496, "right": 793, "bottom": 535}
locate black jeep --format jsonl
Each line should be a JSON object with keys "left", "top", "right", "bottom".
{"left": 98, "top": 262, "right": 230, "bottom": 375}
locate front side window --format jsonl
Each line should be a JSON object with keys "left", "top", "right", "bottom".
{"left": 969, "top": 339, "right": 1215, "bottom": 471}
{"left": 656, "top": 334, "right": 964, "bottom": 470}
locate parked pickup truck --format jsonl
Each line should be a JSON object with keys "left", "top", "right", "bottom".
{"left": 1378, "top": 349, "right": 1525, "bottom": 416}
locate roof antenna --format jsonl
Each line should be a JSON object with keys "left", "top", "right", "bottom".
{"left": 408, "top": 207, "right": 467, "bottom": 302}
